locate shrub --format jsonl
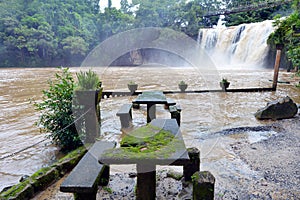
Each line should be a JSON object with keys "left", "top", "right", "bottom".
{"left": 34, "top": 67, "right": 82, "bottom": 151}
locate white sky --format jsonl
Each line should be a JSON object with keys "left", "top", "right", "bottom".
{"left": 99, "top": 0, "right": 133, "bottom": 12}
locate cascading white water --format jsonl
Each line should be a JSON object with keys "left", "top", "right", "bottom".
{"left": 198, "top": 20, "right": 275, "bottom": 69}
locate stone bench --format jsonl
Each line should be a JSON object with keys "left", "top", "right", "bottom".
{"left": 164, "top": 98, "right": 176, "bottom": 109}
{"left": 169, "top": 105, "right": 182, "bottom": 126}
{"left": 60, "top": 141, "right": 116, "bottom": 200}
{"left": 116, "top": 104, "right": 133, "bottom": 129}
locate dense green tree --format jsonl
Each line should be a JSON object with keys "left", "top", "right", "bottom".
{"left": 0, "top": 0, "right": 297, "bottom": 67}
{"left": 225, "top": 0, "right": 293, "bottom": 26}
{"left": 97, "top": 7, "right": 135, "bottom": 41}
{"left": 268, "top": 0, "right": 300, "bottom": 70}
{"left": 0, "top": 0, "right": 99, "bottom": 67}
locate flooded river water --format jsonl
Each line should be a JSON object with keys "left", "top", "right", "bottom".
{"left": 0, "top": 66, "right": 299, "bottom": 193}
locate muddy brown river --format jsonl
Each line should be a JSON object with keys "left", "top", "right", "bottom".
{"left": 0, "top": 66, "right": 299, "bottom": 192}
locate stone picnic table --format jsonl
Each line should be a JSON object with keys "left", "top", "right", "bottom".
{"left": 98, "top": 119, "right": 199, "bottom": 200}
{"left": 132, "top": 91, "right": 175, "bottom": 123}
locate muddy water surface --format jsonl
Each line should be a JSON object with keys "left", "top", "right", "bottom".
{"left": 0, "top": 67, "right": 299, "bottom": 192}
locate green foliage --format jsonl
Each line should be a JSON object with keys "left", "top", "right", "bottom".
{"left": 268, "top": 4, "right": 300, "bottom": 70}
{"left": 62, "top": 36, "right": 88, "bottom": 56}
{"left": 0, "top": 0, "right": 99, "bottom": 67}
{"left": 128, "top": 80, "right": 137, "bottom": 85}
{"left": 103, "top": 186, "right": 113, "bottom": 194}
{"left": 0, "top": 0, "right": 298, "bottom": 67}
{"left": 191, "top": 172, "right": 199, "bottom": 182}
{"left": 225, "top": 0, "right": 293, "bottom": 26}
{"left": 98, "top": 7, "right": 135, "bottom": 40}
{"left": 179, "top": 80, "right": 187, "bottom": 85}
{"left": 287, "top": 46, "right": 300, "bottom": 68}
{"left": 221, "top": 78, "right": 229, "bottom": 83}
{"left": 34, "top": 67, "right": 82, "bottom": 151}
{"left": 75, "top": 69, "right": 101, "bottom": 90}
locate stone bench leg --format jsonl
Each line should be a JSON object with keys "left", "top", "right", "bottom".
{"left": 73, "top": 165, "right": 110, "bottom": 200}
{"left": 192, "top": 171, "right": 215, "bottom": 200}
{"left": 147, "top": 104, "right": 156, "bottom": 123}
{"left": 75, "top": 192, "right": 97, "bottom": 200}
{"left": 183, "top": 147, "right": 200, "bottom": 181}
{"left": 170, "top": 110, "right": 181, "bottom": 126}
{"left": 119, "top": 114, "right": 132, "bottom": 128}
{"left": 136, "top": 164, "right": 156, "bottom": 200}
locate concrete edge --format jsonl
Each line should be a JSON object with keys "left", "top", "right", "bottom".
{"left": 0, "top": 146, "right": 87, "bottom": 200}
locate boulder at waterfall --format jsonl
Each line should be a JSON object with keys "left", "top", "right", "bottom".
{"left": 255, "top": 96, "right": 298, "bottom": 120}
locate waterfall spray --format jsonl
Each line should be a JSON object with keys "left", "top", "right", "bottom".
{"left": 198, "top": 20, "right": 275, "bottom": 69}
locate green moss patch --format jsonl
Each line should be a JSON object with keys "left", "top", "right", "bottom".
{"left": 0, "top": 180, "right": 34, "bottom": 200}
{"left": 53, "top": 146, "right": 87, "bottom": 174}
{"left": 166, "top": 170, "right": 183, "bottom": 181}
{"left": 103, "top": 125, "right": 185, "bottom": 160}
{"left": 30, "top": 167, "right": 59, "bottom": 192}
{"left": 121, "top": 124, "right": 173, "bottom": 149}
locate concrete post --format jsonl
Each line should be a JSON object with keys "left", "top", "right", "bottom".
{"left": 184, "top": 147, "right": 200, "bottom": 181}
{"left": 192, "top": 171, "right": 215, "bottom": 200}
{"left": 136, "top": 164, "right": 156, "bottom": 200}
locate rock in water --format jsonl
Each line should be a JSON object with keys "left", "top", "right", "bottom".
{"left": 255, "top": 96, "right": 298, "bottom": 120}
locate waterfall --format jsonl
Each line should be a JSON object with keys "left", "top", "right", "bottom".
{"left": 198, "top": 20, "right": 275, "bottom": 68}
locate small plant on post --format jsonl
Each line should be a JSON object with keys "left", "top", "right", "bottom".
{"left": 128, "top": 81, "right": 138, "bottom": 94}
{"left": 178, "top": 80, "right": 188, "bottom": 92}
{"left": 76, "top": 69, "right": 102, "bottom": 91}
{"left": 220, "top": 78, "right": 230, "bottom": 91}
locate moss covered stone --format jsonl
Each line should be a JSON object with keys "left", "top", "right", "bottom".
{"left": 0, "top": 146, "right": 87, "bottom": 200}
{"left": 30, "top": 167, "right": 60, "bottom": 192}
{"left": 53, "top": 146, "right": 87, "bottom": 174}
{"left": 0, "top": 180, "right": 34, "bottom": 200}
{"left": 166, "top": 170, "right": 183, "bottom": 181}
{"left": 103, "top": 124, "right": 184, "bottom": 160}
{"left": 192, "top": 171, "right": 215, "bottom": 200}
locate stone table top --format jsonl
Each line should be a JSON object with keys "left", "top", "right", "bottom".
{"left": 98, "top": 119, "right": 189, "bottom": 166}
{"left": 132, "top": 91, "right": 167, "bottom": 104}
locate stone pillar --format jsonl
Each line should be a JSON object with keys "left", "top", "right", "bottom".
{"left": 147, "top": 103, "right": 156, "bottom": 123}
{"left": 74, "top": 90, "right": 101, "bottom": 144}
{"left": 85, "top": 107, "right": 99, "bottom": 143}
{"left": 184, "top": 147, "right": 200, "bottom": 181}
{"left": 136, "top": 164, "right": 156, "bottom": 200}
{"left": 192, "top": 171, "right": 215, "bottom": 200}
